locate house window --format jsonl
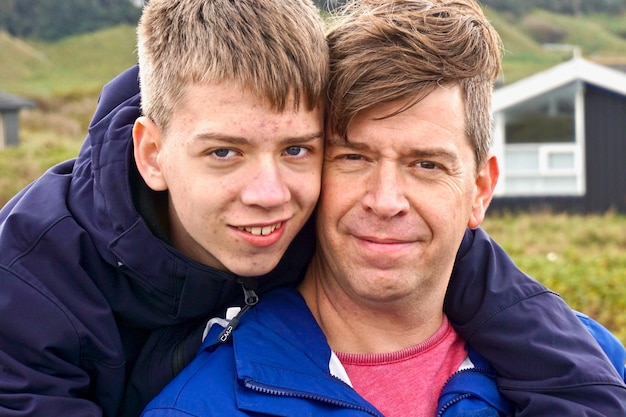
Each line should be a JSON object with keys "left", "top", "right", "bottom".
{"left": 498, "top": 82, "right": 584, "bottom": 196}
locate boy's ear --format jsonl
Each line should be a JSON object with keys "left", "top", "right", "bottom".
{"left": 133, "top": 116, "right": 168, "bottom": 191}
{"left": 468, "top": 154, "right": 499, "bottom": 229}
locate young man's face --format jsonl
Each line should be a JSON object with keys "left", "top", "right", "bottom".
{"left": 316, "top": 84, "right": 497, "bottom": 305}
{"left": 134, "top": 82, "right": 324, "bottom": 276}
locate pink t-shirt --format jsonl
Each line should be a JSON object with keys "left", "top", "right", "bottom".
{"left": 335, "top": 316, "right": 467, "bottom": 417}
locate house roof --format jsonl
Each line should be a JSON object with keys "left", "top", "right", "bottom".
{"left": 0, "top": 91, "right": 35, "bottom": 111}
{"left": 493, "top": 57, "right": 626, "bottom": 112}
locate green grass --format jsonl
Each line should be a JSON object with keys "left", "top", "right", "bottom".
{"left": 0, "top": 130, "right": 82, "bottom": 201}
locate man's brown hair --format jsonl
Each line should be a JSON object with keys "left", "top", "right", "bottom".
{"left": 326, "top": 0, "right": 502, "bottom": 168}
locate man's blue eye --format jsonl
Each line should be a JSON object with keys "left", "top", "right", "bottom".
{"left": 419, "top": 161, "right": 437, "bottom": 170}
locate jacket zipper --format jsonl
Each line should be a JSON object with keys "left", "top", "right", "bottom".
{"left": 436, "top": 366, "right": 506, "bottom": 417}
{"left": 174, "top": 280, "right": 258, "bottom": 374}
{"left": 245, "top": 380, "right": 384, "bottom": 417}
{"left": 218, "top": 280, "right": 259, "bottom": 343}
{"left": 436, "top": 392, "right": 472, "bottom": 417}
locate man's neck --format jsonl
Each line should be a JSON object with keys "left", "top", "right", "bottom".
{"left": 298, "top": 257, "right": 446, "bottom": 354}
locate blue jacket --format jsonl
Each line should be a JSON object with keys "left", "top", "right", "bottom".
{"left": 142, "top": 286, "right": 626, "bottom": 417}
{"left": 142, "top": 287, "right": 513, "bottom": 417}
{"left": 1, "top": 64, "right": 624, "bottom": 416}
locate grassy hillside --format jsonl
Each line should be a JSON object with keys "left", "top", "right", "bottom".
{"left": 0, "top": 32, "right": 50, "bottom": 86}
{"left": 484, "top": 8, "right": 626, "bottom": 81}
{"left": 0, "top": 25, "right": 137, "bottom": 97}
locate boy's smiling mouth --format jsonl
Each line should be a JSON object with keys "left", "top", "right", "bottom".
{"left": 237, "top": 222, "right": 283, "bottom": 236}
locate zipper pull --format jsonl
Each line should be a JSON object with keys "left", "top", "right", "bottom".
{"left": 218, "top": 281, "right": 259, "bottom": 343}
{"left": 242, "top": 283, "right": 259, "bottom": 306}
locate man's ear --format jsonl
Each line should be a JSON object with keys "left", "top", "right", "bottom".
{"left": 133, "top": 116, "right": 168, "bottom": 191}
{"left": 468, "top": 154, "right": 499, "bottom": 229}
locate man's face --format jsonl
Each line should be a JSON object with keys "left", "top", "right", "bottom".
{"left": 135, "top": 82, "right": 323, "bottom": 276}
{"left": 316, "top": 84, "right": 496, "bottom": 304}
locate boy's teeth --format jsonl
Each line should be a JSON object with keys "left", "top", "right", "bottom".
{"left": 238, "top": 222, "right": 281, "bottom": 236}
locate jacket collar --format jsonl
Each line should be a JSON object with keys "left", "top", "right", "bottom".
{"left": 204, "top": 287, "right": 382, "bottom": 416}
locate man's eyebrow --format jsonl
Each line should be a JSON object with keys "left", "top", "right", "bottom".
{"left": 193, "top": 131, "right": 324, "bottom": 146}
{"left": 406, "top": 148, "right": 459, "bottom": 162}
{"left": 330, "top": 136, "right": 459, "bottom": 161}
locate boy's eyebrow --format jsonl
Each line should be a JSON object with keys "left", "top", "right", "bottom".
{"left": 193, "top": 131, "right": 324, "bottom": 146}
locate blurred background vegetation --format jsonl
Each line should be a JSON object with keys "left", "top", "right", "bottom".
{"left": 0, "top": 0, "right": 625, "bottom": 344}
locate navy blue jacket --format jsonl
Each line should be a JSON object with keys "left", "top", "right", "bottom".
{"left": 142, "top": 287, "right": 513, "bottom": 417}
{"left": 0, "top": 66, "right": 315, "bottom": 417}
{"left": 0, "top": 65, "right": 624, "bottom": 416}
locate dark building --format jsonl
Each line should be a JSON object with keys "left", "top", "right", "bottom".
{"left": 489, "top": 57, "right": 626, "bottom": 214}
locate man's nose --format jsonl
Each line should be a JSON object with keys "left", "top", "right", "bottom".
{"left": 240, "top": 158, "right": 291, "bottom": 208}
{"left": 361, "top": 162, "right": 409, "bottom": 218}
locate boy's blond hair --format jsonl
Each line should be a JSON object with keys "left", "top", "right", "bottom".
{"left": 137, "top": 0, "right": 328, "bottom": 132}
{"left": 326, "top": 0, "right": 502, "bottom": 168}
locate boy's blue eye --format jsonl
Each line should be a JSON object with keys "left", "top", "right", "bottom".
{"left": 214, "top": 149, "right": 231, "bottom": 158}
{"left": 285, "top": 146, "right": 305, "bottom": 156}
